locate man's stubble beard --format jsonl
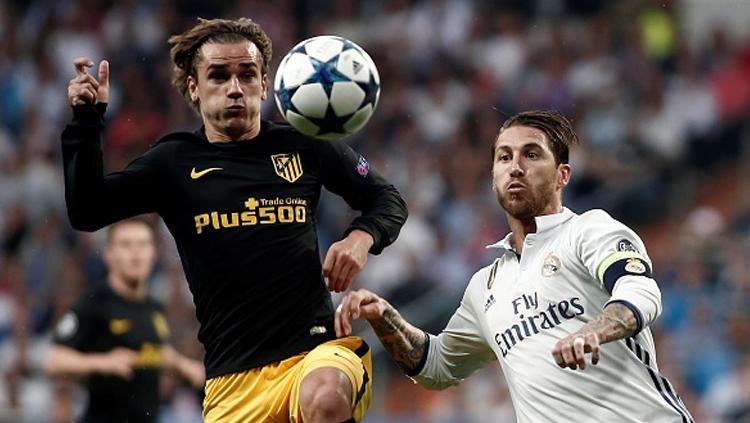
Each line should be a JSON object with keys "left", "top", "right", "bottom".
{"left": 497, "top": 181, "right": 556, "bottom": 221}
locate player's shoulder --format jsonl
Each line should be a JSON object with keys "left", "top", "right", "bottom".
{"left": 263, "top": 120, "right": 314, "bottom": 145}
{"left": 150, "top": 130, "right": 202, "bottom": 151}
{"left": 466, "top": 259, "right": 501, "bottom": 293}
{"left": 575, "top": 208, "right": 615, "bottom": 222}
{"left": 570, "top": 208, "right": 624, "bottom": 230}
{"left": 70, "top": 284, "right": 112, "bottom": 315}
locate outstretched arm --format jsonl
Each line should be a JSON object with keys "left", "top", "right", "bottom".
{"left": 337, "top": 288, "right": 496, "bottom": 390}
{"left": 336, "top": 289, "right": 426, "bottom": 374}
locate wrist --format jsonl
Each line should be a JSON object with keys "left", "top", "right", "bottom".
{"left": 367, "top": 299, "right": 391, "bottom": 323}
{"left": 348, "top": 229, "right": 374, "bottom": 250}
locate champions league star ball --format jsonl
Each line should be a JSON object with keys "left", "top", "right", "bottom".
{"left": 274, "top": 35, "right": 380, "bottom": 140}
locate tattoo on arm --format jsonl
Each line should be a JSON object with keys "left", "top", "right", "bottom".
{"left": 369, "top": 304, "right": 426, "bottom": 374}
{"left": 582, "top": 302, "right": 638, "bottom": 344}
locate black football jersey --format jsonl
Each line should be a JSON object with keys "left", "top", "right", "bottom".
{"left": 61, "top": 104, "right": 408, "bottom": 377}
{"left": 53, "top": 285, "right": 169, "bottom": 423}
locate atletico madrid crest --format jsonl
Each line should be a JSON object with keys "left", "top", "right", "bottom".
{"left": 271, "top": 152, "right": 303, "bottom": 183}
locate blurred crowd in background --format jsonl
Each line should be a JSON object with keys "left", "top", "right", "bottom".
{"left": 0, "top": 0, "right": 749, "bottom": 422}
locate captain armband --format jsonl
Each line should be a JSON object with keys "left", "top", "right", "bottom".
{"left": 596, "top": 251, "right": 652, "bottom": 293}
{"left": 598, "top": 251, "right": 662, "bottom": 333}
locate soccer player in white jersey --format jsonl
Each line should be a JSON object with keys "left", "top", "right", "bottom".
{"left": 335, "top": 110, "right": 694, "bottom": 422}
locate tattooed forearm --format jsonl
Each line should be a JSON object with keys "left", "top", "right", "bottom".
{"left": 582, "top": 302, "right": 638, "bottom": 344}
{"left": 368, "top": 303, "right": 427, "bottom": 374}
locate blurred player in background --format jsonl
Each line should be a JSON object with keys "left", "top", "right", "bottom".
{"left": 337, "top": 110, "right": 694, "bottom": 422}
{"left": 61, "top": 17, "right": 407, "bottom": 423}
{"left": 45, "top": 218, "right": 205, "bottom": 423}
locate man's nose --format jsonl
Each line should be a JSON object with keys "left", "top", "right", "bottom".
{"left": 228, "top": 76, "right": 243, "bottom": 98}
{"left": 510, "top": 158, "right": 524, "bottom": 177}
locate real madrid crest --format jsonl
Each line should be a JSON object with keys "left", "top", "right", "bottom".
{"left": 541, "top": 252, "right": 561, "bottom": 277}
{"left": 624, "top": 258, "right": 647, "bottom": 274}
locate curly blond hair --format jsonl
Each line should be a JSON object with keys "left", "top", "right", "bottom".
{"left": 168, "top": 17, "right": 272, "bottom": 112}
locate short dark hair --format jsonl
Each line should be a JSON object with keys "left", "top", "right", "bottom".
{"left": 496, "top": 110, "right": 580, "bottom": 165}
{"left": 168, "top": 17, "right": 273, "bottom": 112}
{"left": 106, "top": 217, "right": 155, "bottom": 244}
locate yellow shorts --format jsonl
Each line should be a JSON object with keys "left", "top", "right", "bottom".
{"left": 203, "top": 336, "right": 372, "bottom": 423}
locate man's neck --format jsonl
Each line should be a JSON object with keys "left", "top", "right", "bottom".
{"left": 108, "top": 275, "right": 146, "bottom": 302}
{"left": 506, "top": 204, "right": 564, "bottom": 255}
{"left": 204, "top": 120, "right": 261, "bottom": 143}
{"left": 507, "top": 216, "right": 537, "bottom": 255}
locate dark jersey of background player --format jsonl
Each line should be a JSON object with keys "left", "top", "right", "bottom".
{"left": 61, "top": 105, "right": 408, "bottom": 378}
{"left": 52, "top": 284, "right": 168, "bottom": 423}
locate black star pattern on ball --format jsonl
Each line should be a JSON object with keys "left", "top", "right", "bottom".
{"left": 358, "top": 74, "right": 380, "bottom": 109}
{"left": 275, "top": 78, "right": 299, "bottom": 113}
{"left": 307, "top": 103, "right": 352, "bottom": 136}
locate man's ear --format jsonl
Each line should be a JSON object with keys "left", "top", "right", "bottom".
{"left": 188, "top": 75, "right": 199, "bottom": 103}
{"left": 261, "top": 74, "right": 268, "bottom": 101}
{"left": 557, "top": 164, "right": 571, "bottom": 189}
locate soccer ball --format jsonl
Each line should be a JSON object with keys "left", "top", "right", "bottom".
{"left": 274, "top": 35, "right": 380, "bottom": 140}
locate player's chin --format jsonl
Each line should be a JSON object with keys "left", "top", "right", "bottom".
{"left": 503, "top": 198, "right": 535, "bottom": 219}
{"left": 221, "top": 116, "right": 252, "bottom": 130}
{"left": 222, "top": 111, "right": 248, "bottom": 122}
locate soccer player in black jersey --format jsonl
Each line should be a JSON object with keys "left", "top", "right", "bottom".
{"left": 61, "top": 18, "right": 407, "bottom": 423}
{"left": 45, "top": 218, "right": 205, "bottom": 423}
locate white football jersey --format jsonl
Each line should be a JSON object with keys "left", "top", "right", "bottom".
{"left": 413, "top": 208, "right": 693, "bottom": 422}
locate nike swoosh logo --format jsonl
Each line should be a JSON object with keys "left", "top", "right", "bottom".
{"left": 190, "top": 167, "right": 223, "bottom": 179}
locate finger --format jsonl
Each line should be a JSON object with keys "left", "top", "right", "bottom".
{"left": 75, "top": 74, "right": 100, "bottom": 90}
{"left": 560, "top": 343, "right": 576, "bottom": 370}
{"left": 69, "top": 80, "right": 99, "bottom": 96}
{"left": 74, "top": 86, "right": 97, "bottom": 104}
{"left": 341, "top": 260, "right": 362, "bottom": 293}
{"left": 573, "top": 337, "right": 586, "bottom": 370}
{"left": 98, "top": 60, "right": 110, "bottom": 103}
{"left": 322, "top": 248, "right": 336, "bottom": 279}
{"left": 330, "top": 257, "right": 350, "bottom": 293}
{"left": 588, "top": 334, "right": 601, "bottom": 365}
{"left": 335, "top": 303, "right": 345, "bottom": 337}
{"left": 344, "top": 289, "right": 363, "bottom": 319}
{"left": 551, "top": 345, "right": 565, "bottom": 368}
{"left": 73, "top": 57, "right": 94, "bottom": 77}
{"left": 339, "top": 300, "right": 353, "bottom": 336}
{"left": 98, "top": 60, "right": 109, "bottom": 88}
{"left": 334, "top": 260, "right": 355, "bottom": 293}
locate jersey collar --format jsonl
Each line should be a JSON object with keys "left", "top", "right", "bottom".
{"left": 486, "top": 207, "right": 576, "bottom": 251}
